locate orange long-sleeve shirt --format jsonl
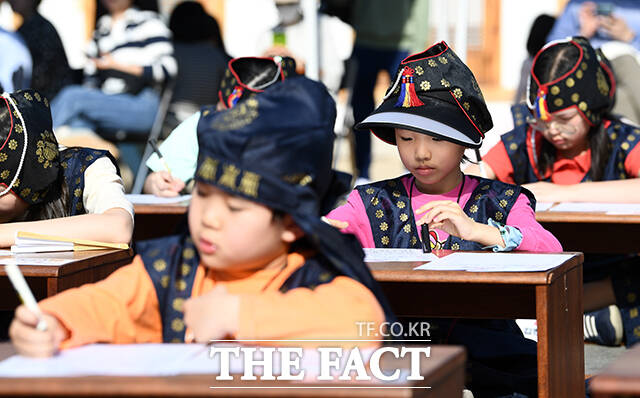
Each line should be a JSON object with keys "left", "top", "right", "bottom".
{"left": 39, "top": 253, "right": 385, "bottom": 349}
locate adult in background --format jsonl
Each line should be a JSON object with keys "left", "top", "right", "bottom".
{"left": 0, "top": 26, "right": 31, "bottom": 93}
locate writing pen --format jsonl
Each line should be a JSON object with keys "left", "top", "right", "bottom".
{"left": 5, "top": 263, "right": 48, "bottom": 331}
{"left": 421, "top": 223, "right": 431, "bottom": 253}
{"left": 148, "top": 138, "right": 172, "bottom": 174}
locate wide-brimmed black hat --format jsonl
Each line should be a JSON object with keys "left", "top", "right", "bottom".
{"left": 527, "top": 36, "right": 616, "bottom": 126}
{"left": 195, "top": 76, "right": 395, "bottom": 323}
{"left": 218, "top": 56, "right": 297, "bottom": 109}
{"left": 356, "top": 42, "right": 493, "bottom": 148}
{"left": 0, "top": 90, "right": 60, "bottom": 204}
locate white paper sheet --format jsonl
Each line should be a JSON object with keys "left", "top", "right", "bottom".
{"left": 414, "top": 252, "right": 575, "bottom": 272}
{"left": 364, "top": 248, "right": 437, "bottom": 262}
{"left": 0, "top": 257, "right": 76, "bottom": 266}
{"left": 535, "top": 202, "right": 556, "bottom": 212}
{"left": 549, "top": 202, "right": 640, "bottom": 214}
{"left": 125, "top": 194, "right": 191, "bottom": 205}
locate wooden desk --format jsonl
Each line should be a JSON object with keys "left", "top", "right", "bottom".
{"left": 133, "top": 203, "right": 187, "bottom": 241}
{"left": 369, "top": 252, "right": 585, "bottom": 398}
{"left": 0, "top": 249, "right": 133, "bottom": 311}
{"left": 536, "top": 211, "right": 640, "bottom": 253}
{"left": 590, "top": 344, "right": 640, "bottom": 397}
{"left": 0, "top": 343, "right": 465, "bottom": 397}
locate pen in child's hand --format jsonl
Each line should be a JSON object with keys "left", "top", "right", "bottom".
{"left": 149, "top": 138, "right": 172, "bottom": 174}
{"left": 5, "top": 263, "right": 48, "bottom": 331}
{"left": 421, "top": 223, "right": 431, "bottom": 253}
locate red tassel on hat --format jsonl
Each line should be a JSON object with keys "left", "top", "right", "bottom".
{"left": 395, "top": 68, "right": 424, "bottom": 108}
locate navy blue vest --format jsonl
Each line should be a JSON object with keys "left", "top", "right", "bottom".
{"left": 503, "top": 104, "right": 640, "bottom": 184}
{"left": 135, "top": 234, "right": 341, "bottom": 343}
{"left": 356, "top": 175, "right": 535, "bottom": 251}
{"left": 59, "top": 147, "right": 116, "bottom": 216}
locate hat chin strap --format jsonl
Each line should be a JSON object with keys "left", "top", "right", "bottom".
{"left": 0, "top": 93, "right": 28, "bottom": 197}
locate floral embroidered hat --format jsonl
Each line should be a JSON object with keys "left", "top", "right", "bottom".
{"left": 218, "top": 56, "right": 297, "bottom": 109}
{"left": 527, "top": 36, "right": 616, "bottom": 126}
{"left": 0, "top": 90, "right": 60, "bottom": 204}
{"left": 356, "top": 41, "right": 493, "bottom": 148}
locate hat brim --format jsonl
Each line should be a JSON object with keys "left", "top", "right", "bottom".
{"left": 355, "top": 94, "right": 483, "bottom": 148}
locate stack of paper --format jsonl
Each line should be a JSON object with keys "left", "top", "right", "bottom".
{"left": 125, "top": 194, "right": 191, "bottom": 205}
{"left": 549, "top": 202, "right": 640, "bottom": 214}
{"left": 11, "top": 232, "right": 129, "bottom": 253}
{"left": 364, "top": 248, "right": 437, "bottom": 262}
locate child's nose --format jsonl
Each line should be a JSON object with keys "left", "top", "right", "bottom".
{"left": 201, "top": 204, "right": 222, "bottom": 229}
{"left": 415, "top": 141, "right": 432, "bottom": 160}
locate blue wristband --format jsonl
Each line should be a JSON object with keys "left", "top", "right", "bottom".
{"left": 484, "top": 218, "right": 523, "bottom": 252}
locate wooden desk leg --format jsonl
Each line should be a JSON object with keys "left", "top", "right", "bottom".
{"left": 536, "top": 265, "right": 584, "bottom": 398}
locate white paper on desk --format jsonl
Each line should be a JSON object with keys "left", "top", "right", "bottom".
{"left": 125, "top": 194, "right": 191, "bottom": 205}
{"left": 414, "top": 252, "right": 575, "bottom": 272}
{"left": 0, "top": 257, "right": 75, "bottom": 266}
{"left": 0, "top": 344, "right": 215, "bottom": 377}
{"left": 549, "top": 202, "right": 640, "bottom": 214}
{"left": 535, "top": 202, "right": 555, "bottom": 212}
{"left": 0, "top": 250, "right": 12, "bottom": 256}
{"left": 364, "top": 248, "right": 437, "bottom": 262}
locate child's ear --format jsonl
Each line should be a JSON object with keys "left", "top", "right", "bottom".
{"left": 280, "top": 215, "right": 303, "bottom": 243}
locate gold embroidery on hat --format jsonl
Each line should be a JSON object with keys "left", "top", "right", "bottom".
{"left": 622, "top": 142, "right": 630, "bottom": 150}
{"left": 403, "top": 224, "right": 411, "bottom": 233}
{"left": 19, "top": 188, "right": 30, "bottom": 197}
{"left": 579, "top": 101, "right": 587, "bottom": 111}
{"left": 44, "top": 98, "right": 49, "bottom": 107}
{"left": 399, "top": 213, "right": 408, "bottom": 222}
{"left": 566, "top": 78, "right": 575, "bottom": 88}
{"left": 631, "top": 308, "right": 639, "bottom": 318}
{"left": 439, "top": 56, "right": 448, "bottom": 64}
{"left": 440, "top": 79, "right": 451, "bottom": 88}
{"left": 238, "top": 171, "right": 260, "bottom": 197}
{"left": 610, "top": 132, "right": 617, "bottom": 140}
{"left": 428, "top": 59, "right": 437, "bottom": 67}
{"left": 375, "top": 209, "right": 384, "bottom": 218}
{"left": 463, "top": 102, "right": 470, "bottom": 111}
{"left": 153, "top": 259, "right": 167, "bottom": 272}
{"left": 571, "top": 93, "right": 580, "bottom": 103}
{"left": 554, "top": 98, "right": 563, "bottom": 107}
{"left": 381, "top": 236, "right": 390, "bottom": 245}
{"left": 596, "top": 68, "right": 610, "bottom": 95}
{"left": 0, "top": 153, "right": 6, "bottom": 162}
{"left": 35, "top": 132, "right": 57, "bottom": 168}
{"left": 415, "top": 66, "right": 424, "bottom": 75}
{"left": 197, "top": 157, "right": 219, "bottom": 180}
{"left": 453, "top": 88, "right": 463, "bottom": 99}
{"left": 14, "top": 123, "right": 23, "bottom": 134}
{"left": 576, "top": 69, "right": 584, "bottom": 79}
{"left": 0, "top": 170, "right": 9, "bottom": 179}
{"left": 23, "top": 92, "right": 32, "bottom": 101}
{"left": 420, "top": 80, "right": 431, "bottom": 91}
{"left": 581, "top": 62, "right": 588, "bottom": 71}
{"left": 183, "top": 247, "right": 195, "bottom": 259}
{"left": 7, "top": 139, "right": 17, "bottom": 150}
{"left": 32, "top": 192, "right": 40, "bottom": 202}
{"left": 34, "top": 92, "right": 41, "bottom": 101}
{"left": 160, "top": 275, "right": 170, "bottom": 288}
{"left": 550, "top": 86, "right": 560, "bottom": 95}
{"left": 13, "top": 178, "right": 19, "bottom": 187}
{"left": 219, "top": 164, "right": 240, "bottom": 189}
{"left": 171, "top": 318, "right": 184, "bottom": 332}
{"left": 211, "top": 98, "right": 259, "bottom": 131}
{"left": 380, "top": 222, "right": 388, "bottom": 231}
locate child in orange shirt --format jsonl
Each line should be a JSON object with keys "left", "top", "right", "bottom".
{"left": 9, "top": 76, "right": 392, "bottom": 357}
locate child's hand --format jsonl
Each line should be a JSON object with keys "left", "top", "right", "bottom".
{"left": 9, "top": 305, "right": 67, "bottom": 358}
{"left": 523, "top": 181, "right": 573, "bottom": 202}
{"left": 183, "top": 285, "right": 239, "bottom": 343}
{"left": 144, "top": 171, "right": 185, "bottom": 197}
{"left": 416, "top": 200, "right": 478, "bottom": 240}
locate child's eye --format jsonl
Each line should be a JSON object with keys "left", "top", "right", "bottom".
{"left": 431, "top": 137, "right": 442, "bottom": 142}
{"left": 227, "top": 203, "right": 244, "bottom": 212}
{"left": 399, "top": 136, "right": 412, "bottom": 141}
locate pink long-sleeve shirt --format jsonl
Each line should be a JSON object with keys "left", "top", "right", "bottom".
{"left": 327, "top": 175, "right": 562, "bottom": 252}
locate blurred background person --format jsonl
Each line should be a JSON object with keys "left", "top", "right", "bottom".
{"left": 0, "top": 25, "right": 31, "bottom": 92}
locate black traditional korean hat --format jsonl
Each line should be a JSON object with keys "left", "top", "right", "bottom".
{"left": 218, "top": 56, "right": 297, "bottom": 109}
{"left": 196, "top": 76, "right": 396, "bottom": 323}
{"left": 356, "top": 41, "right": 493, "bottom": 148}
{"left": 527, "top": 36, "right": 616, "bottom": 126}
{"left": 0, "top": 90, "right": 60, "bottom": 204}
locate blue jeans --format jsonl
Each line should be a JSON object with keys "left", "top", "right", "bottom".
{"left": 51, "top": 85, "right": 160, "bottom": 134}
{"left": 351, "top": 45, "right": 408, "bottom": 179}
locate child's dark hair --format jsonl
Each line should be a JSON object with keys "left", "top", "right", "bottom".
{"left": 533, "top": 44, "right": 611, "bottom": 181}
{"left": 0, "top": 108, "right": 69, "bottom": 221}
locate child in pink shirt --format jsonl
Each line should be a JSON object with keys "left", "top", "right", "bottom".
{"left": 327, "top": 42, "right": 562, "bottom": 398}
